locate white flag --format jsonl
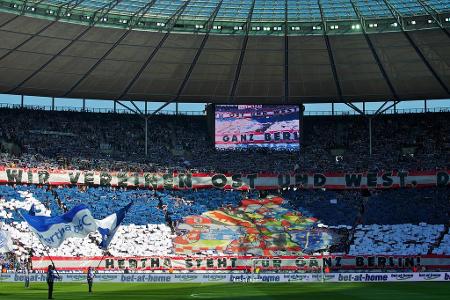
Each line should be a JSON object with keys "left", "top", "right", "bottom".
{"left": 0, "top": 230, "right": 13, "bottom": 253}
{"left": 22, "top": 204, "right": 97, "bottom": 248}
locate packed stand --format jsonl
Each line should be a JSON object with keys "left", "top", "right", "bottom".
{"left": 0, "top": 108, "right": 449, "bottom": 173}
{"left": 432, "top": 229, "right": 450, "bottom": 255}
{"left": 349, "top": 224, "right": 445, "bottom": 255}
{"left": 1, "top": 184, "right": 449, "bottom": 259}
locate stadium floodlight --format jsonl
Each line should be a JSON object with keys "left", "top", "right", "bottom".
{"left": 233, "top": 26, "right": 243, "bottom": 30}
{"left": 330, "top": 25, "right": 338, "bottom": 30}
{"left": 291, "top": 26, "right": 300, "bottom": 31}
{"left": 66, "top": 13, "right": 71, "bottom": 17}
{"left": 213, "top": 25, "right": 222, "bottom": 30}
{"left": 263, "top": 27, "right": 270, "bottom": 31}
{"left": 195, "top": 24, "right": 204, "bottom": 29}
{"left": 351, "top": 24, "right": 361, "bottom": 30}
{"left": 391, "top": 22, "right": 398, "bottom": 27}
{"left": 446, "top": 17, "right": 450, "bottom": 22}
{"left": 369, "top": 23, "right": 378, "bottom": 28}
{"left": 411, "top": 20, "right": 416, "bottom": 25}
{"left": 312, "top": 25, "right": 321, "bottom": 30}
{"left": 157, "top": 22, "right": 165, "bottom": 27}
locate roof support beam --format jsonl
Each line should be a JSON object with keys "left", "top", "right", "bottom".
{"left": 6, "top": 0, "right": 123, "bottom": 93}
{"left": 376, "top": 100, "right": 402, "bottom": 116}
{"left": 0, "top": 0, "right": 89, "bottom": 62}
{"left": 349, "top": 0, "right": 399, "bottom": 101}
{"left": 345, "top": 103, "right": 364, "bottom": 115}
{"left": 152, "top": 0, "right": 225, "bottom": 115}
{"left": 0, "top": 0, "right": 37, "bottom": 28}
{"left": 62, "top": 0, "right": 158, "bottom": 97}
{"left": 374, "top": 101, "right": 389, "bottom": 115}
{"left": 382, "top": 0, "right": 449, "bottom": 95}
{"left": 129, "top": 100, "right": 143, "bottom": 115}
{"left": 229, "top": 0, "right": 257, "bottom": 102}
{"left": 416, "top": 0, "right": 450, "bottom": 37}
{"left": 114, "top": 0, "right": 192, "bottom": 102}
{"left": 0, "top": 13, "right": 19, "bottom": 28}
{"left": 403, "top": 30, "right": 449, "bottom": 94}
{"left": 318, "top": 0, "right": 343, "bottom": 102}
{"left": 152, "top": 102, "right": 170, "bottom": 115}
{"left": 115, "top": 100, "right": 140, "bottom": 115}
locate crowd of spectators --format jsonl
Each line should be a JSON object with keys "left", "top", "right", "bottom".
{"left": 1, "top": 184, "right": 448, "bottom": 260}
{"left": 0, "top": 107, "right": 449, "bottom": 173}
{"left": 0, "top": 107, "right": 449, "bottom": 268}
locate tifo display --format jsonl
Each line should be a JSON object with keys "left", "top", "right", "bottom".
{"left": 0, "top": 107, "right": 449, "bottom": 294}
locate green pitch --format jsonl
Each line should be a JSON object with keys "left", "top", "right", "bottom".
{"left": 0, "top": 282, "right": 449, "bottom": 300}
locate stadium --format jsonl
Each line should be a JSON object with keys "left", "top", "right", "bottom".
{"left": 0, "top": 0, "right": 449, "bottom": 299}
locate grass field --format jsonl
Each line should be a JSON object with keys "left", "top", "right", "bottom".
{"left": 0, "top": 282, "right": 449, "bottom": 300}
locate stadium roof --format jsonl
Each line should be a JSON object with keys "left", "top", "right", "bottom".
{"left": 0, "top": 0, "right": 449, "bottom": 104}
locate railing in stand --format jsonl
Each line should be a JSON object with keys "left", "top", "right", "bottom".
{"left": 0, "top": 102, "right": 449, "bottom": 116}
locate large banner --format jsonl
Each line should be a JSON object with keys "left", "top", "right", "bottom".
{"left": 1, "top": 272, "right": 450, "bottom": 283}
{"left": 31, "top": 255, "right": 450, "bottom": 271}
{"left": 0, "top": 167, "right": 449, "bottom": 190}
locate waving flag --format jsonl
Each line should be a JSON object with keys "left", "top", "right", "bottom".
{"left": 22, "top": 204, "right": 97, "bottom": 248}
{"left": 28, "top": 204, "right": 36, "bottom": 216}
{"left": 0, "top": 230, "right": 13, "bottom": 253}
{"left": 96, "top": 202, "right": 132, "bottom": 250}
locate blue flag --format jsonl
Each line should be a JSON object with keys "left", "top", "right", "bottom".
{"left": 22, "top": 204, "right": 97, "bottom": 248}
{"left": 28, "top": 204, "right": 36, "bottom": 216}
{"left": 96, "top": 202, "right": 132, "bottom": 250}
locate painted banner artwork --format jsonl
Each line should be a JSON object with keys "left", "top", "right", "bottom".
{"left": 173, "top": 196, "right": 343, "bottom": 255}
{"left": 1, "top": 167, "right": 449, "bottom": 190}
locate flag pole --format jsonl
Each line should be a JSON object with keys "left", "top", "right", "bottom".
{"left": 42, "top": 244, "right": 60, "bottom": 277}
{"left": 95, "top": 250, "right": 106, "bottom": 271}
{"left": 19, "top": 211, "right": 60, "bottom": 276}
{"left": 94, "top": 201, "right": 133, "bottom": 272}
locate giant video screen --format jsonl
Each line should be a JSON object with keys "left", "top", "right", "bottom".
{"left": 215, "top": 105, "right": 300, "bottom": 150}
